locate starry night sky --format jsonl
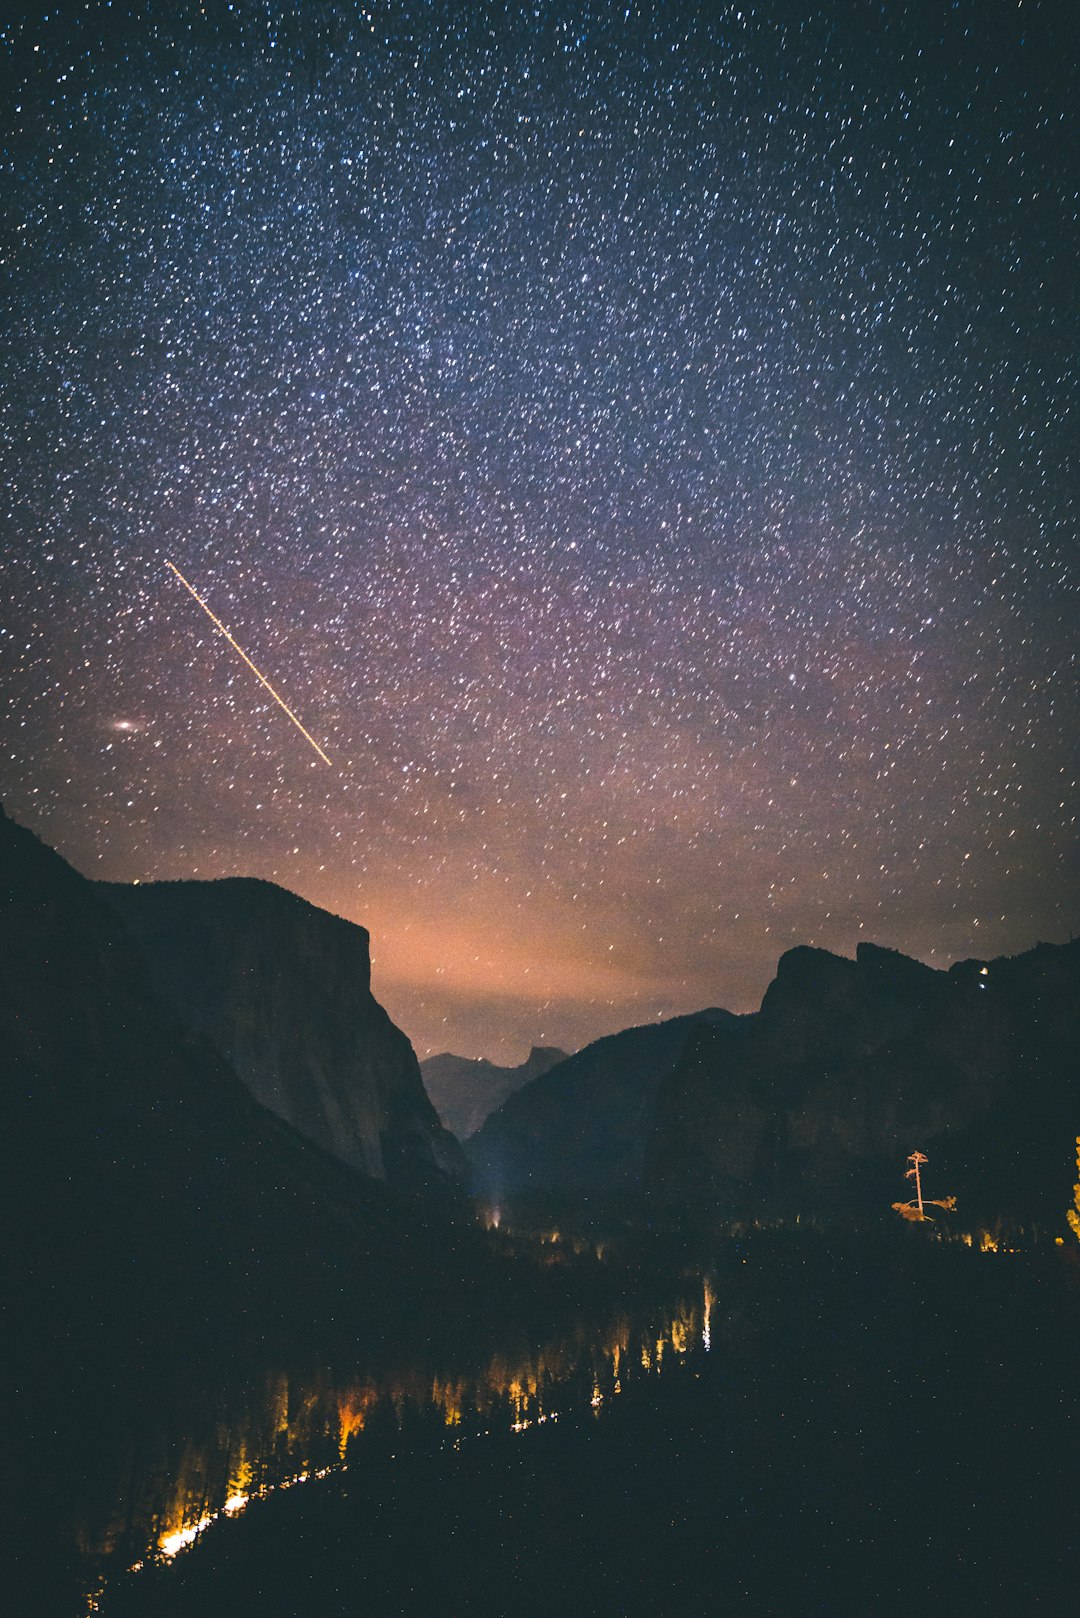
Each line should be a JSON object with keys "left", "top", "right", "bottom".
{"left": 2, "top": 1, "right": 1077, "bottom": 1061}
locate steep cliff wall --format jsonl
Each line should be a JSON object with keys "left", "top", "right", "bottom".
{"left": 421, "top": 1045, "right": 568, "bottom": 1141}
{"left": 647, "top": 940, "right": 1080, "bottom": 1220}
{"left": 0, "top": 806, "right": 402, "bottom": 1362}
{"left": 99, "top": 878, "right": 466, "bottom": 1193}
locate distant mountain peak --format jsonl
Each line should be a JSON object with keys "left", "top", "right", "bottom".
{"left": 421, "top": 1045, "right": 569, "bottom": 1141}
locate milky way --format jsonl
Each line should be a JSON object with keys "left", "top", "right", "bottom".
{"left": 2, "top": 2, "right": 1077, "bottom": 1060}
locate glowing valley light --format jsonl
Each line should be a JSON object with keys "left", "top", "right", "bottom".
{"left": 164, "top": 560, "right": 334, "bottom": 766}
{"left": 157, "top": 1468, "right": 336, "bottom": 1561}
{"left": 159, "top": 1519, "right": 210, "bottom": 1559}
{"left": 100, "top": 1274, "right": 712, "bottom": 1608}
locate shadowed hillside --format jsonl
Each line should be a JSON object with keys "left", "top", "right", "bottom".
{"left": 467, "top": 1010, "right": 735, "bottom": 1199}
{"left": 647, "top": 940, "right": 1080, "bottom": 1221}
{"left": 0, "top": 807, "right": 474, "bottom": 1389}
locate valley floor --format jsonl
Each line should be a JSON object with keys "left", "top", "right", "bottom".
{"left": 89, "top": 1225, "right": 1080, "bottom": 1618}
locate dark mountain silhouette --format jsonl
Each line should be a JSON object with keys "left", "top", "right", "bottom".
{"left": 0, "top": 806, "right": 422, "bottom": 1370}
{"left": 467, "top": 1010, "right": 735, "bottom": 1198}
{"left": 98, "top": 877, "right": 465, "bottom": 1193}
{"left": 646, "top": 939, "right": 1080, "bottom": 1222}
{"left": 422, "top": 1045, "right": 568, "bottom": 1141}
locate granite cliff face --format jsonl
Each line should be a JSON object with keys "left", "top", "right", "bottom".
{"left": 0, "top": 806, "right": 404, "bottom": 1362}
{"left": 647, "top": 940, "right": 1080, "bottom": 1220}
{"left": 421, "top": 1045, "right": 568, "bottom": 1141}
{"left": 99, "top": 877, "right": 466, "bottom": 1193}
{"left": 467, "top": 1010, "right": 734, "bottom": 1198}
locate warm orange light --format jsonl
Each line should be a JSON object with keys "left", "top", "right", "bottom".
{"left": 1067, "top": 1135, "right": 1080, "bottom": 1245}
{"left": 337, "top": 1386, "right": 376, "bottom": 1456}
{"left": 112, "top": 1284, "right": 718, "bottom": 1611}
{"left": 159, "top": 1518, "right": 211, "bottom": 1559}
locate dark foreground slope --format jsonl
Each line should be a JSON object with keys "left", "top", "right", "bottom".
{"left": 648, "top": 939, "right": 1080, "bottom": 1221}
{"left": 99, "top": 877, "right": 465, "bottom": 1192}
{"left": 422, "top": 1045, "right": 568, "bottom": 1140}
{"left": 467, "top": 1010, "right": 734, "bottom": 1199}
{"left": 106, "top": 1233, "right": 1080, "bottom": 1618}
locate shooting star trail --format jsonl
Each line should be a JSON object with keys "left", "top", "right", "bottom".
{"left": 165, "top": 560, "right": 334, "bottom": 766}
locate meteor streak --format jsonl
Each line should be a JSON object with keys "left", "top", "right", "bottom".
{"left": 165, "top": 560, "right": 334, "bottom": 766}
